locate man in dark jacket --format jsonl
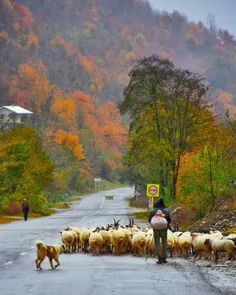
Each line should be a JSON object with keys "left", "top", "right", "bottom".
{"left": 148, "top": 197, "right": 171, "bottom": 264}
{"left": 22, "top": 199, "right": 30, "bottom": 221}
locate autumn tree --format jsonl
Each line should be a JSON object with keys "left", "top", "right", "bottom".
{"left": 119, "top": 55, "right": 211, "bottom": 199}
{"left": 177, "top": 146, "right": 236, "bottom": 217}
{"left": 0, "top": 126, "right": 54, "bottom": 211}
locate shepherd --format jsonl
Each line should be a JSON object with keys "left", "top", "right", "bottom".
{"left": 148, "top": 197, "right": 171, "bottom": 264}
{"left": 21, "top": 198, "right": 30, "bottom": 221}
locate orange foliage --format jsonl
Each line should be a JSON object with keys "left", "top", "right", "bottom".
{"left": 80, "top": 56, "right": 94, "bottom": 73}
{"left": 52, "top": 98, "right": 76, "bottom": 124}
{"left": 3, "top": 0, "right": 14, "bottom": 11}
{"left": 17, "top": 61, "right": 49, "bottom": 111}
{"left": 84, "top": 21, "right": 96, "bottom": 32}
{"left": 84, "top": 114, "right": 99, "bottom": 134}
{"left": 12, "top": 89, "right": 28, "bottom": 107}
{"left": 55, "top": 130, "right": 84, "bottom": 160}
{"left": 70, "top": 90, "right": 91, "bottom": 104}
{"left": 218, "top": 91, "right": 232, "bottom": 104}
{"left": 79, "top": 168, "right": 91, "bottom": 181}
{"left": 0, "top": 31, "right": 9, "bottom": 45}
{"left": 97, "top": 101, "right": 121, "bottom": 125}
{"left": 27, "top": 34, "right": 39, "bottom": 48}
{"left": 51, "top": 36, "right": 66, "bottom": 48}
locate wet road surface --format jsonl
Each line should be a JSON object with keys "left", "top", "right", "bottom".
{"left": 0, "top": 188, "right": 227, "bottom": 295}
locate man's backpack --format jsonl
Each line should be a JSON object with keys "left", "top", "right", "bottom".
{"left": 150, "top": 210, "right": 168, "bottom": 230}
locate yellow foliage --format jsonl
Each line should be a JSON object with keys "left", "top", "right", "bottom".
{"left": 51, "top": 36, "right": 66, "bottom": 48}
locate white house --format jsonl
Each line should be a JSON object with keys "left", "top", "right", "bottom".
{"left": 0, "top": 105, "right": 33, "bottom": 127}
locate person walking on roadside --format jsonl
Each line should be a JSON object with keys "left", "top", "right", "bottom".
{"left": 21, "top": 198, "right": 30, "bottom": 221}
{"left": 148, "top": 197, "right": 171, "bottom": 264}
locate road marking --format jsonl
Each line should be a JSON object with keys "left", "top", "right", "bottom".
{"left": 19, "top": 252, "right": 27, "bottom": 256}
{"left": 81, "top": 197, "right": 105, "bottom": 219}
{"left": 100, "top": 197, "right": 105, "bottom": 208}
{"left": 4, "top": 261, "right": 13, "bottom": 266}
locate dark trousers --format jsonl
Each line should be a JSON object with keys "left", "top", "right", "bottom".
{"left": 153, "top": 228, "right": 168, "bottom": 259}
{"left": 23, "top": 211, "right": 28, "bottom": 221}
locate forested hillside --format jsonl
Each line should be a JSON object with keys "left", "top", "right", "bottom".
{"left": 1, "top": 0, "right": 236, "bottom": 211}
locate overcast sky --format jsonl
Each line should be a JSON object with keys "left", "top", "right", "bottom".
{"left": 149, "top": 0, "right": 236, "bottom": 36}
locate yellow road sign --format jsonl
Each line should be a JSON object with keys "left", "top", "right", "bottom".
{"left": 147, "top": 184, "right": 159, "bottom": 197}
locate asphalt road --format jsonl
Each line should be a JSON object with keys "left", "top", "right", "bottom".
{"left": 0, "top": 188, "right": 225, "bottom": 295}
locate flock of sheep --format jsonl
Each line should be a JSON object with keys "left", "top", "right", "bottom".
{"left": 60, "top": 219, "right": 236, "bottom": 263}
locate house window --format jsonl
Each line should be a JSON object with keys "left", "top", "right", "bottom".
{"left": 21, "top": 115, "right": 27, "bottom": 122}
{"left": 9, "top": 113, "right": 16, "bottom": 122}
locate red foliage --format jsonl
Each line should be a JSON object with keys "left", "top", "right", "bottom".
{"left": 3, "top": 201, "right": 22, "bottom": 215}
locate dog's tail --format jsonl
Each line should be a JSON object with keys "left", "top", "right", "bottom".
{"left": 35, "top": 240, "right": 46, "bottom": 249}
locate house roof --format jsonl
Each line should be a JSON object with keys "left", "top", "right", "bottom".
{"left": 0, "top": 106, "right": 33, "bottom": 114}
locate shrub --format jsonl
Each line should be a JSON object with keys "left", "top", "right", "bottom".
{"left": 3, "top": 201, "right": 22, "bottom": 215}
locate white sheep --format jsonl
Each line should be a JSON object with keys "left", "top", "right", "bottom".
{"left": 177, "top": 231, "right": 192, "bottom": 257}
{"left": 119, "top": 228, "right": 132, "bottom": 254}
{"left": 167, "top": 229, "right": 177, "bottom": 257}
{"left": 132, "top": 232, "right": 146, "bottom": 257}
{"left": 61, "top": 230, "right": 74, "bottom": 253}
{"left": 204, "top": 237, "right": 235, "bottom": 262}
{"left": 98, "top": 230, "right": 111, "bottom": 253}
{"left": 64, "top": 226, "right": 81, "bottom": 252}
{"left": 80, "top": 229, "right": 91, "bottom": 253}
{"left": 110, "top": 229, "right": 125, "bottom": 255}
{"left": 89, "top": 233, "right": 103, "bottom": 255}
{"left": 191, "top": 233, "right": 212, "bottom": 259}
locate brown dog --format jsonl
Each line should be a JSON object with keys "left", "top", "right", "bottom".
{"left": 35, "top": 240, "right": 65, "bottom": 270}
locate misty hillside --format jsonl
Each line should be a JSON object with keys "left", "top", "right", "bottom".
{"left": 1, "top": 0, "right": 236, "bottom": 193}
{"left": 1, "top": 0, "right": 236, "bottom": 115}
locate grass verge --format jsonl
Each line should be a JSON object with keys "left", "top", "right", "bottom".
{"left": 133, "top": 211, "right": 149, "bottom": 221}
{"left": 0, "top": 215, "right": 16, "bottom": 224}
{"left": 53, "top": 202, "right": 70, "bottom": 209}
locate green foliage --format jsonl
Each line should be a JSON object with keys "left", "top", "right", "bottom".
{"left": 0, "top": 126, "right": 54, "bottom": 211}
{"left": 119, "top": 55, "right": 211, "bottom": 199}
{"left": 178, "top": 146, "right": 236, "bottom": 217}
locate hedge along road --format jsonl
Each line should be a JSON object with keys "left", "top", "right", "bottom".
{"left": 0, "top": 187, "right": 222, "bottom": 295}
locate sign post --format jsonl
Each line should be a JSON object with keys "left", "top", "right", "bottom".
{"left": 94, "top": 178, "right": 101, "bottom": 190}
{"left": 146, "top": 184, "right": 159, "bottom": 211}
